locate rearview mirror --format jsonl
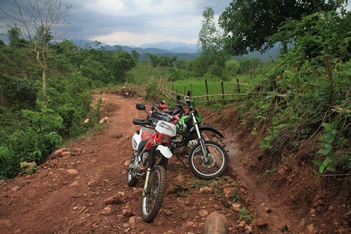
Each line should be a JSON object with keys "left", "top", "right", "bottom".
{"left": 136, "top": 103, "right": 145, "bottom": 110}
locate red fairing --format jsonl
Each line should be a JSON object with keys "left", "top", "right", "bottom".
{"left": 144, "top": 132, "right": 172, "bottom": 150}
{"left": 141, "top": 129, "right": 153, "bottom": 141}
{"left": 160, "top": 103, "right": 168, "bottom": 110}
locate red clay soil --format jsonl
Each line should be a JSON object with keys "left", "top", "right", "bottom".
{"left": 0, "top": 90, "right": 350, "bottom": 234}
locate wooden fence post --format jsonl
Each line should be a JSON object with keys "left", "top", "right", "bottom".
{"left": 221, "top": 81, "right": 225, "bottom": 105}
{"left": 236, "top": 79, "right": 241, "bottom": 100}
{"left": 205, "top": 79, "right": 209, "bottom": 105}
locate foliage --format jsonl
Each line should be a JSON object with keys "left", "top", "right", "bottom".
{"left": 145, "top": 53, "right": 177, "bottom": 68}
{"left": 194, "top": 7, "right": 229, "bottom": 79}
{"left": 239, "top": 207, "right": 255, "bottom": 223}
{"left": 0, "top": 74, "right": 37, "bottom": 109}
{"left": 277, "top": 11, "right": 351, "bottom": 64}
{"left": 313, "top": 123, "right": 345, "bottom": 175}
{"left": 0, "top": 0, "right": 72, "bottom": 100}
{"left": 219, "top": 0, "right": 346, "bottom": 55}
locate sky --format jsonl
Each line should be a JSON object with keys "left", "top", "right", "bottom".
{"left": 0, "top": 0, "right": 233, "bottom": 47}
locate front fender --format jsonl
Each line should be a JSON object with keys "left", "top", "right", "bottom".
{"left": 156, "top": 145, "right": 173, "bottom": 158}
{"left": 189, "top": 125, "right": 224, "bottom": 138}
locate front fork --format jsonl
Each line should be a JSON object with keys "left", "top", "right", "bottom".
{"left": 192, "top": 113, "right": 208, "bottom": 161}
{"left": 142, "top": 145, "right": 157, "bottom": 196}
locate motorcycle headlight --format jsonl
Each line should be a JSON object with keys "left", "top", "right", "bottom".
{"left": 160, "top": 135, "right": 171, "bottom": 144}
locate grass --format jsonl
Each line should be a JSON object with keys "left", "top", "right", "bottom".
{"left": 166, "top": 75, "right": 256, "bottom": 97}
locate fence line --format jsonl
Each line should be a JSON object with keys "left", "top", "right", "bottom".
{"left": 157, "top": 79, "right": 253, "bottom": 105}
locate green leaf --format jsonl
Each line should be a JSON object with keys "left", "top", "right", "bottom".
{"left": 319, "top": 165, "right": 325, "bottom": 174}
{"left": 312, "top": 160, "right": 322, "bottom": 166}
{"left": 326, "top": 166, "right": 335, "bottom": 172}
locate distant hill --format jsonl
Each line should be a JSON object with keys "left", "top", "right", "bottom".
{"left": 140, "top": 41, "right": 198, "bottom": 54}
{"left": 69, "top": 39, "right": 278, "bottom": 61}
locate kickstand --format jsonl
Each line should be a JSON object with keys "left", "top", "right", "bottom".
{"left": 176, "top": 155, "right": 187, "bottom": 168}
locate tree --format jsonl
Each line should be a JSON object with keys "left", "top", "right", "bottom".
{"left": 0, "top": 0, "right": 72, "bottom": 100}
{"left": 114, "top": 51, "right": 136, "bottom": 82}
{"left": 146, "top": 53, "right": 159, "bottom": 67}
{"left": 196, "top": 7, "right": 229, "bottom": 79}
{"left": 218, "top": 0, "right": 346, "bottom": 56}
{"left": 131, "top": 50, "right": 140, "bottom": 63}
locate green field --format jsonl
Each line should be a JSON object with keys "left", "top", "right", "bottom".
{"left": 166, "top": 75, "right": 254, "bottom": 97}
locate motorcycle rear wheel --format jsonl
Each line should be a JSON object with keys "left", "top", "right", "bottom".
{"left": 188, "top": 140, "right": 228, "bottom": 180}
{"left": 141, "top": 165, "right": 166, "bottom": 222}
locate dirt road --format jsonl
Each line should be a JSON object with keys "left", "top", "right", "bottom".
{"left": 0, "top": 92, "right": 302, "bottom": 233}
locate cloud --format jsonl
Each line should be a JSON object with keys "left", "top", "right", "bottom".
{"left": 60, "top": 0, "right": 231, "bottom": 46}
{"left": 0, "top": 0, "right": 230, "bottom": 46}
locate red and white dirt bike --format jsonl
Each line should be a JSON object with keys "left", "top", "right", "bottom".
{"left": 126, "top": 104, "right": 176, "bottom": 222}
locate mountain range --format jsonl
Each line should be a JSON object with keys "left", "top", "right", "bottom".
{"left": 71, "top": 39, "right": 278, "bottom": 61}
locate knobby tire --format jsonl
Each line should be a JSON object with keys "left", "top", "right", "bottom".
{"left": 141, "top": 165, "right": 166, "bottom": 222}
{"left": 188, "top": 140, "right": 228, "bottom": 180}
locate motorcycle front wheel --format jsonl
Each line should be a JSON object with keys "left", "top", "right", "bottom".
{"left": 188, "top": 140, "right": 228, "bottom": 180}
{"left": 141, "top": 165, "right": 166, "bottom": 222}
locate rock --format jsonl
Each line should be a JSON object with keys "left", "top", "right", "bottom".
{"left": 11, "top": 186, "right": 20, "bottom": 192}
{"left": 199, "top": 209, "right": 208, "bottom": 217}
{"left": 237, "top": 221, "right": 246, "bottom": 228}
{"left": 129, "top": 216, "right": 136, "bottom": 224}
{"left": 203, "top": 211, "right": 229, "bottom": 234}
{"left": 100, "top": 206, "right": 112, "bottom": 215}
{"left": 200, "top": 186, "right": 213, "bottom": 193}
{"left": 244, "top": 224, "right": 253, "bottom": 233}
{"left": 71, "top": 148, "right": 83, "bottom": 156}
{"left": 69, "top": 181, "right": 79, "bottom": 187}
{"left": 122, "top": 208, "right": 133, "bottom": 217}
{"left": 66, "top": 169, "right": 79, "bottom": 175}
{"left": 104, "top": 195, "right": 123, "bottom": 205}
{"left": 20, "top": 161, "right": 37, "bottom": 170}
{"left": 62, "top": 151, "right": 71, "bottom": 158}
{"left": 99, "top": 117, "right": 109, "bottom": 123}
{"left": 223, "top": 187, "right": 237, "bottom": 199}
{"left": 232, "top": 203, "right": 241, "bottom": 211}
{"left": 307, "top": 224, "right": 314, "bottom": 233}
{"left": 52, "top": 148, "right": 68, "bottom": 157}
{"left": 185, "top": 221, "right": 194, "bottom": 227}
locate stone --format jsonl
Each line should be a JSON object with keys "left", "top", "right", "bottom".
{"left": 199, "top": 209, "right": 208, "bottom": 217}
{"left": 100, "top": 206, "right": 111, "bottom": 215}
{"left": 67, "top": 169, "right": 79, "bottom": 175}
{"left": 104, "top": 195, "right": 122, "bottom": 205}
{"left": 62, "top": 151, "right": 71, "bottom": 158}
{"left": 203, "top": 212, "right": 229, "bottom": 234}
{"left": 244, "top": 224, "right": 253, "bottom": 233}
{"left": 69, "top": 181, "right": 79, "bottom": 187}
{"left": 307, "top": 224, "right": 314, "bottom": 233}
{"left": 232, "top": 203, "right": 241, "bottom": 211}
{"left": 200, "top": 186, "right": 213, "bottom": 193}
{"left": 223, "top": 187, "right": 237, "bottom": 199}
